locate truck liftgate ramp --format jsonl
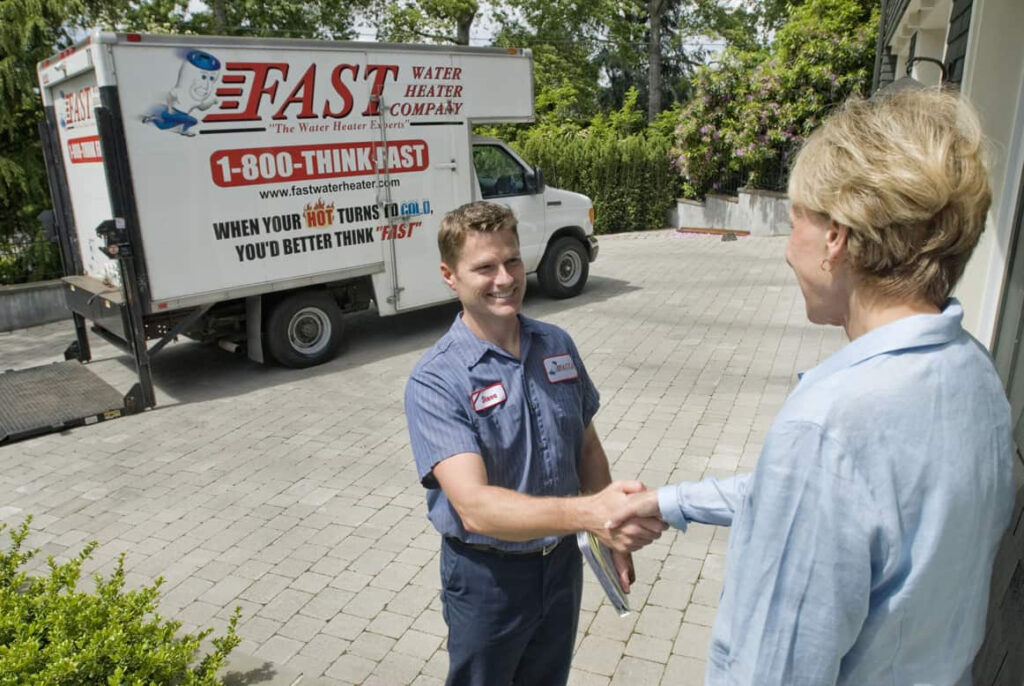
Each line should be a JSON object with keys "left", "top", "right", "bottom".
{"left": 0, "top": 361, "right": 127, "bottom": 446}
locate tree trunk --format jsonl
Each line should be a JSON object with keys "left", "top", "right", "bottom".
{"left": 648, "top": 0, "right": 665, "bottom": 121}
{"left": 456, "top": 8, "right": 475, "bottom": 46}
{"left": 211, "top": 0, "right": 227, "bottom": 34}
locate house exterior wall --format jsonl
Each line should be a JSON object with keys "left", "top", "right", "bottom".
{"left": 875, "top": 1, "right": 1024, "bottom": 683}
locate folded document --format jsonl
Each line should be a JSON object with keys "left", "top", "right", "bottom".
{"left": 576, "top": 531, "right": 630, "bottom": 617}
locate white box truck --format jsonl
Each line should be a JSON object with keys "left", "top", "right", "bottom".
{"left": 23, "top": 31, "right": 598, "bottom": 428}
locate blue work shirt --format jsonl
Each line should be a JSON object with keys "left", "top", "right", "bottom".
{"left": 658, "top": 300, "right": 1015, "bottom": 685}
{"left": 405, "top": 313, "right": 600, "bottom": 552}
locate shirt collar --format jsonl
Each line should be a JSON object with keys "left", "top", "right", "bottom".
{"left": 447, "top": 313, "right": 546, "bottom": 369}
{"left": 795, "top": 298, "right": 965, "bottom": 391}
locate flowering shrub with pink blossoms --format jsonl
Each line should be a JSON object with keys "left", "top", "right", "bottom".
{"left": 672, "top": 0, "right": 879, "bottom": 199}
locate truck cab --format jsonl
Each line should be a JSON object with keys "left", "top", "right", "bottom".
{"left": 471, "top": 136, "right": 598, "bottom": 299}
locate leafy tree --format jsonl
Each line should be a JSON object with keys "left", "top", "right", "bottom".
{"left": 370, "top": 0, "right": 478, "bottom": 45}
{"left": 0, "top": 0, "right": 79, "bottom": 280}
{"left": 491, "top": 0, "right": 612, "bottom": 124}
{"left": 596, "top": 0, "right": 738, "bottom": 120}
{"left": 671, "top": 0, "right": 877, "bottom": 198}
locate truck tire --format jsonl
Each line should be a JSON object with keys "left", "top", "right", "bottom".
{"left": 537, "top": 236, "right": 589, "bottom": 299}
{"left": 265, "top": 291, "right": 344, "bottom": 368}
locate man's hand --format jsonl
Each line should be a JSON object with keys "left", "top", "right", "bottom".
{"left": 612, "top": 550, "right": 635, "bottom": 593}
{"left": 606, "top": 489, "right": 661, "bottom": 531}
{"left": 587, "top": 481, "right": 667, "bottom": 552}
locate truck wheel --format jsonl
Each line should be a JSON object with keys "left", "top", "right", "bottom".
{"left": 537, "top": 237, "right": 589, "bottom": 299}
{"left": 265, "top": 291, "right": 344, "bottom": 368}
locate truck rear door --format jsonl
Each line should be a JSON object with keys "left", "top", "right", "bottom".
{"left": 38, "top": 43, "right": 119, "bottom": 289}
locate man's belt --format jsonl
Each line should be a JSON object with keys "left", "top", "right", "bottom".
{"left": 445, "top": 536, "right": 564, "bottom": 558}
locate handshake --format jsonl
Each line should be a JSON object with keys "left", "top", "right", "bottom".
{"left": 587, "top": 481, "right": 668, "bottom": 554}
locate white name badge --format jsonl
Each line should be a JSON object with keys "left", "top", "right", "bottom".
{"left": 471, "top": 382, "right": 507, "bottom": 412}
{"left": 544, "top": 353, "right": 578, "bottom": 383}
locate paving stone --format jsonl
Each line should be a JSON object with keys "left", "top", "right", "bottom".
{"left": 567, "top": 670, "right": 612, "bottom": 686}
{"left": 325, "top": 653, "right": 376, "bottom": 684}
{"left": 301, "top": 587, "right": 355, "bottom": 621}
{"left": 299, "top": 632, "right": 352, "bottom": 660}
{"left": 673, "top": 622, "right": 713, "bottom": 660}
{"left": 366, "top": 610, "right": 415, "bottom": 639}
{"left": 624, "top": 633, "right": 673, "bottom": 663}
{"left": 342, "top": 587, "right": 395, "bottom": 619}
{"left": 369, "top": 652, "right": 425, "bottom": 685}
{"left": 392, "top": 629, "right": 443, "bottom": 660}
{"left": 574, "top": 634, "right": 626, "bottom": 677}
{"left": 646, "top": 576, "right": 693, "bottom": 610}
{"left": 410, "top": 608, "right": 447, "bottom": 638}
{"left": 635, "top": 605, "right": 683, "bottom": 641}
{"left": 663, "top": 655, "right": 707, "bottom": 686}
{"left": 610, "top": 656, "right": 666, "bottom": 685}
{"left": 587, "top": 605, "right": 637, "bottom": 642}
{"left": 259, "top": 588, "right": 314, "bottom": 623}
{"left": 279, "top": 613, "right": 327, "bottom": 643}
{"left": 347, "top": 631, "right": 396, "bottom": 661}
{"left": 683, "top": 602, "right": 718, "bottom": 627}
{"left": 256, "top": 635, "right": 304, "bottom": 665}
{"left": 322, "top": 613, "right": 370, "bottom": 641}
{"left": 199, "top": 575, "right": 253, "bottom": 607}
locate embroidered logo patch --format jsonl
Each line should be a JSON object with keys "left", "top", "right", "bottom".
{"left": 471, "top": 382, "right": 507, "bottom": 412}
{"left": 544, "top": 354, "right": 578, "bottom": 383}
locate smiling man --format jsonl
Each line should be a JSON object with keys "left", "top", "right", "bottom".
{"left": 404, "top": 201, "right": 664, "bottom": 686}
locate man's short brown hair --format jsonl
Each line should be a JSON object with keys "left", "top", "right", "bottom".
{"left": 438, "top": 201, "right": 518, "bottom": 267}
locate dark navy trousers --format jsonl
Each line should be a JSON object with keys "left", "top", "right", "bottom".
{"left": 440, "top": 536, "right": 583, "bottom": 686}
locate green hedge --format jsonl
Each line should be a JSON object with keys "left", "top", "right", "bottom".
{"left": 514, "top": 132, "right": 676, "bottom": 235}
{"left": 0, "top": 518, "right": 240, "bottom": 684}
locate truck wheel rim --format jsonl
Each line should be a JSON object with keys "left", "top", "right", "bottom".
{"left": 557, "top": 249, "right": 583, "bottom": 287}
{"left": 289, "top": 307, "right": 331, "bottom": 355}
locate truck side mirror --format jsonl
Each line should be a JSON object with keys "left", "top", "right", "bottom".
{"left": 528, "top": 167, "right": 545, "bottom": 194}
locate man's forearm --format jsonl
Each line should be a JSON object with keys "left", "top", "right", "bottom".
{"left": 454, "top": 484, "right": 608, "bottom": 542}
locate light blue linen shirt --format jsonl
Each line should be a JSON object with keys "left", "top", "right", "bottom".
{"left": 658, "top": 300, "right": 1014, "bottom": 685}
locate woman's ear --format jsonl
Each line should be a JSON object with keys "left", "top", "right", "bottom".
{"left": 826, "top": 221, "right": 849, "bottom": 262}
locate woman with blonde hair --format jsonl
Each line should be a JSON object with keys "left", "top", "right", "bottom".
{"left": 612, "top": 89, "right": 1015, "bottom": 684}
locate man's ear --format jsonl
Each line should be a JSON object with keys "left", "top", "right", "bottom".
{"left": 440, "top": 262, "right": 456, "bottom": 291}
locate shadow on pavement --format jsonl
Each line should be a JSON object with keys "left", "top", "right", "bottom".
{"left": 220, "top": 661, "right": 279, "bottom": 686}
{"left": 98, "top": 274, "right": 640, "bottom": 406}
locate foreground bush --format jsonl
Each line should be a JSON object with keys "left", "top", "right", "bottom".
{"left": 0, "top": 518, "right": 240, "bottom": 684}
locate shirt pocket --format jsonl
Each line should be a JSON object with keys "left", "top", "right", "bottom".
{"left": 473, "top": 404, "right": 520, "bottom": 456}
{"left": 544, "top": 378, "right": 586, "bottom": 436}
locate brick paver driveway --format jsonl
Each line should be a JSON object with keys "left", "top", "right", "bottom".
{"left": 0, "top": 231, "right": 845, "bottom": 685}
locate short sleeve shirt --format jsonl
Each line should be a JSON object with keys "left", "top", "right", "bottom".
{"left": 404, "top": 313, "right": 600, "bottom": 552}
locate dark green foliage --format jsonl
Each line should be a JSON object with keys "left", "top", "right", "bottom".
{"left": 0, "top": 517, "right": 241, "bottom": 684}
{"left": 510, "top": 89, "right": 678, "bottom": 234}
{"left": 0, "top": 0, "right": 76, "bottom": 284}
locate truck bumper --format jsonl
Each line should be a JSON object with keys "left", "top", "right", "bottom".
{"left": 586, "top": 235, "right": 599, "bottom": 262}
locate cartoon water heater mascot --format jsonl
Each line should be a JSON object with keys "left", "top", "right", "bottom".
{"left": 143, "top": 49, "right": 221, "bottom": 136}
